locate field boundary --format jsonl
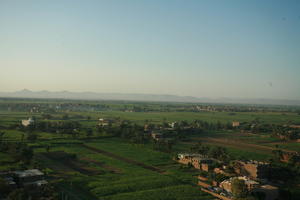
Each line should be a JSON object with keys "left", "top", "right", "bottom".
{"left": 81, "top": 144, "right": 164, "bottom": 173}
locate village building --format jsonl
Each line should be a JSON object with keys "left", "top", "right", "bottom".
{"left": 21, "top": 118, "right": 34, "bottom": 127}
{"left": 98, "top": 118, "right": 115, "bottom": 127}
{"left": 280, "top": 152, "right": 300, "bottom": 163}
{"left": 194, "top": 158, "right": 216, "bottom": 171}
{"left": 219, "top": 179, "right": 232, "bottom": 193}
{"left": 169, "top": 122, "right": 178, "bottom": 129}
{"left": 13, "top": 169, "right": 47, "bottom": 188}
{"left": 177, "top": 153, "right": 217, "bottom": 171}
{"left": 177, "top": 153, "right": 205, "bottom": 164}
{"left": 213, "top": 167, "right": 230, "bottom": 176}
{"left": 98, "top": 118, "right": 109, "bottom": 126}
{"left": 219, "top": 176, "right": 259, "bottom": 193}
{"left": 289, "top": 125, "right": 300, "bottom": 129}
{"left": 144, "top": 124, "right": 149, "bottom": 132}
{"left": 232, "top": 121, "right": 240, "bottom": 127}
{"left": 235, "top": 160, "right": 270, "bottom": 179}
{"left": 151, "top": 132, "right": 163, "bottom": 141}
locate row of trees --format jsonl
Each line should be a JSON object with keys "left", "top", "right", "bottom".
{"left": 272, "top": 125, "right": 300, "bottom": 141}
{"left": 1, "top": 98, "right": 300, "bottom": 113}
{"left": 190, "top": 142, "right": 230, "bottom": 162}
{"left": 20, "top": 120, "right": 81, "bottom": 135}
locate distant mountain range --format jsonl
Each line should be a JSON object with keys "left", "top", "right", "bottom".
{"left": 0, "top": 89, "right": 300, "bottom": 106}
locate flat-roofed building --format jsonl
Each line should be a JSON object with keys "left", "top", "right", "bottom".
{"left": 21, "top": 118, "right": 34, "bottom": 127}
{"left": 177, "top": 153, "right": 217, "bottom": 171}
{"left": 232, "top": 121, "right": 240, "bottom": 127}
{"left": 151, "top": 132, "right": 163, "bottom": 141}
{"left": 235, "top": 160, "right": 270, "bottom": 179}
{"left": 13, "top": 169, "right": 47, "bottom": 187}
{"left": 220, "top": 176, "right": 259, "bottom": 193}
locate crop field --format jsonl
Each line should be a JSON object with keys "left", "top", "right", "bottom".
{"left": 1, "top": 100, "right": 300, "bottom": 199}
{"left": 0, "top": 152, "right": 16, "bottom": 171}
{"left": 31, "top": 138, "right": 213, "bottom": 200}
{"left": 2, "top": 109, "right": 300, "bottom": 126}
{"left": 89, "top": 110, "right": 300, "bottom": 125}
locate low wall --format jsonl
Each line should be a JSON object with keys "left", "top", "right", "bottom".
{"left": 201, "top": 188, "right": 232, "bottom": 200}
{"left": 198, "top": 176, "right": 208, "bottom": 181}
{"left": 198, "top": 181, "right": 211, "bottom": 188}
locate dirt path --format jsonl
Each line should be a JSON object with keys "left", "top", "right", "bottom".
{"left": 190, "top": 137, "right": 297, "bottom": 154}
{"left": 81, "top": 144, "right": 164, "bottom": 173}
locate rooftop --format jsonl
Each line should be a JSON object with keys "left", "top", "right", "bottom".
{"left": 240, "top": 160, "right": 269, "bottom": 165}
{"left": 14, "top": 169, "right": 44, "bottom": 178}
{"left": 221, "top": 176, "right": 259, "bottom": 185}
{"left": 178, "top": 153, "right": 205, "bottom": 157}
{"left": 23, "top": 180, "right": 48, "bottom": 186}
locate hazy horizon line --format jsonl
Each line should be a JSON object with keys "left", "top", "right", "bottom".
{"left": 1, "top": 88, "right": 300, "bottom": 102}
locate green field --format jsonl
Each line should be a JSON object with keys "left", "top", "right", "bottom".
{"left": 1, "top": 100, "right": 300, "bottom": 199}
{"left": 31, "top": 138, "right": 213, "bottom": 200}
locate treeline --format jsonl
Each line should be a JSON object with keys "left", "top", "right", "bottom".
{"left": 272, "top": 125, "right": 300, "bottom": 140}
{"left": 0, "top": 102, "right": 110, "bottom": 112}
{"left": 190, "top": 142, "right": 230, "bottom": 162}
{"left": 1, "top": 98, "right": 299, "bottom": 113}
{"left": 231, "top": 120, "right": 300, "bottom": 140}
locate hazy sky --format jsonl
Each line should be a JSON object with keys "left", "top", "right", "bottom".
{"left": 0, "top": 0, "right": 299, "bottom": 99}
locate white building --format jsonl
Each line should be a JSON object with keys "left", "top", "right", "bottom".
{"left": 21, "top": 118, "right": 34, "bottom": 127}
{"left": 169, "top": 122, "right": 178, "bottom": 129}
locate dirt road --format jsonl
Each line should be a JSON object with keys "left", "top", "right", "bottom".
{"left": 193, "top": 137, "right": 296, "bottom": 154}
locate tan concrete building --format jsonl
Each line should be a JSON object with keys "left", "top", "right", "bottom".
{"left": 290, "top": 125, "right": 300, "bottom": 129}
{"left": 151, "top": 132, "right": 163, "bottom": 141}
{"left": 177, "top": 153, "right": 216, "bottom": 171}
{"left": 21, "top": 118, "right": 34, "bottom": 127}
{"left": 219, "top": 176, "right": 259, "bottom": 193}
{"left": 235, "top": 160, "right": 270, "bottom": 179}
{"left": 232, "top": 121, "right": 240, "bottom": 127}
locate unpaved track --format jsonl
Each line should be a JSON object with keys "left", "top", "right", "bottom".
{"left": 193, "top": 137, "right": 296, "bottom": 154}
{"left": 81, "top": 144, "right": 164, "bottom": 173}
